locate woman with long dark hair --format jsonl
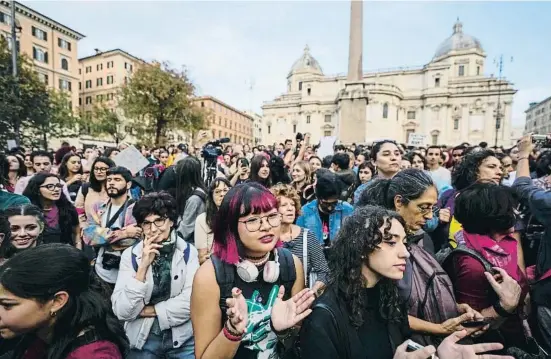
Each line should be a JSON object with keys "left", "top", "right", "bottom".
{"left": 22, "top": 173, "right": 81, "bottom": 249}
{"left": 0, "top": 244, "right": 128, "bottom": 358}
{"left": 353, "top": 161, "right": 375, "bottom": 204}
{"left": 191, "top": 182, "right": 315, "bottom": 359}
{"left": 359, "top": 169, "right": 483, "bottom": 347}
{"left": 175, "top": 157, "right": 207, "bottom": 244}
{"left": 74, "top": 157, "right": 115, "bottom": 222}
{"left": 194, "top": 177, "right": 231, "bottom": 264}
{"left": 300, "top": 206, "right": 508, "bottom": 359}
{"left": 249, "top": 155, "right": 272, "bottom": 188}
{"left": 370, "top": 140, "right": 402, "bottom": 180}
{"left": 58, "top": 153, "right": 84, "bottom": 202}
{"left": 5, "top": 155, "right": 26, "bottom": 193}
{"left": 0, "top": 204, "right": 44, "bottom": 264}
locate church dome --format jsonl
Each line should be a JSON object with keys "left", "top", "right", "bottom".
{"left": 433, "top": 20, "right": 484, "bottom": 59}
{"left": 288, "top": 45, "right": 323, "bottom": 77}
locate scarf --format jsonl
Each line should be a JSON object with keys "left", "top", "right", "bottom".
{"left": 460, "top": 230, "right": 520, "bottom": 282}
{"left": 149, "top": 231, "right": 177, "bottom": 305}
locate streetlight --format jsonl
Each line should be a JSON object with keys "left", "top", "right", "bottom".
{"left": 493, "top": 54, "right": 513, "bottom": 147}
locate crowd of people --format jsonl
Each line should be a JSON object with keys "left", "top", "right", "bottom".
{"left": 0, "top": 132, "right": 549, "bottom": 359}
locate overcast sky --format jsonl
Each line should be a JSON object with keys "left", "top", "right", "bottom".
{"left": 26, "top": 0, "right": 551, "bottom": 127}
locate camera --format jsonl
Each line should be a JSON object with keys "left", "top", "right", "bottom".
{"left": 202, "top": 137, "right": 230, "bottom": 160}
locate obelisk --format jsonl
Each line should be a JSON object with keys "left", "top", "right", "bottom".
{"left": 337, "top": 0, "right": 367, "bottom": 145}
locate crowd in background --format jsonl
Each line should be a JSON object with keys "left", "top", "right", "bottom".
{"left": 0, "top": 132, "right": 549, "bottom": 359}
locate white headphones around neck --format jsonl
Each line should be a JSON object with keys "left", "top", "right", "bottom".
{"left": 236, "top": 250, "right": 280, "bottom": 283}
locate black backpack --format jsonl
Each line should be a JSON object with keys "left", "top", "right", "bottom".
{"left": 210, "top": 247, "right": 296, "bottom": 314}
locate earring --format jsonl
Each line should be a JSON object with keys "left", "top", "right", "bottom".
{"left": 50, "top": 311, "right": 57, "bottom": 318}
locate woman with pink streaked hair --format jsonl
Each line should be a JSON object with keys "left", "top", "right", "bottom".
{"left": 191, "top": 182, "right": 315, "bottom": 359}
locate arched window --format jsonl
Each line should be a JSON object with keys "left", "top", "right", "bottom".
{"left": 382, "top": 103, "right": 388, "bottom": 119}
{"left": 454, "top": 118, "right": 459, "bottom": 130}
{"left": 61, "top": 58, "right": 69, "bottom": 71}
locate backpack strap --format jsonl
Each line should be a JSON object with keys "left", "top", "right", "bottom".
{"left": 193, "top": 189, "right": 207, "bottom": 202}
{"left": 448, "top": 244, "right": 494, "bottom": 273}
{"left": 313, "top": 302, "right": 351, "bottom": 359}
{"left": 211, "top": 255, "right": 235, "bottom": 312}
{"left": 276, "top": 247, "right": 297, "bottom": 296}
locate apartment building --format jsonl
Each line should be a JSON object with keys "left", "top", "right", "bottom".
{"left": 195, "top": 96, "right": 254, "bottom": 145}
{"left": 78, "top": 48, "right": 144, "bottom": 145}
{"left": 524, "top": 96, "right": 551, "bottom": 135}
{"left": 0, "top": 1, "right": 84, "bottom": 109}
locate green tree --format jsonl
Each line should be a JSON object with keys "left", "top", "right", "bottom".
{"left": 119, "top": 61, "right": 207, "bottom": 146}
{"left": 0, "top": 37, "right": 82, "bottom": 149}
{"left": 89, "top": 105, "right": 128, "bottom": 145}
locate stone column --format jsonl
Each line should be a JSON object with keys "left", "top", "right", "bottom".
{"left": 337, "top": 0, "right": 367, "bottom": 144}
{"left": 348, "top": 0, "right": 363, "bottom": 81}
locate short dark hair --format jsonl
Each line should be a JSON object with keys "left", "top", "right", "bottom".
{"left": 452, "top": 145, "right": 467, "bottom": 153}
{"left": 334, "top": 144, "right": 346, "bottom": 152}
{"left": 315, "top": 172, "right": 341, "bottom": 200}
{"left": 535, "top": 151, "right": 551, "bottom": 178}
{"left": 426, "top": 145, "right": 442, "bottom": 154}
{"left": 30, "top": 150, "right": 53, "bottom": 164}
{"left": 455, "top": 183, "right": 517, "bottom": 235}
{"left": 331, "top": 153, "right": 350, "bottom": 170}
{"left": 132, "top": 191, "right": 179, "bottom": 226}
{"left": 479, "top": 142, "right": 488, "bottom": 149}
{"left": 322, "top": 155, "right": 333, "bottom": 169}
{"left": 106, "top": 166, "right": 132, "bottom": 183}
{"left": 284, "top": 139, "right": 292, "bottom": 145}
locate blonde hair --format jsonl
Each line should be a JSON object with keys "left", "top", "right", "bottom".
{"left": 270, "top": 183, "right": 302, "bottom": 217}
{"left": 292, "top": 161, "right": 313, "bottom": 186}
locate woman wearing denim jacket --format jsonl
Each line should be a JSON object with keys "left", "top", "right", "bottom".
{"left": 112, "top": 192, "right": 199, "bottom": 358}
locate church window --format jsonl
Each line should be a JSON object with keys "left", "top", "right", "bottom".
{"left": 458, "top": 65, "right": 465, "bottom": 77}
{"left": 307, "top": 88, "right": 311, "bottom": 96}
{"left": 476, "top": 66, "right": 480, "bottom": 75}
{"left": 383, "top": 103, "right": 389, "bottom": 119}
{"left": 306, "top": 115, "right": 311, "bottom": 124}
{"left": 293, "top": 124, "right": 297, "bottom": 133}
{"left": 268, "top": 125, "right": 271, "bottom": 134}
{"left": 298, "top": 82, "right": 302, "bottom": 91}
{"left": 324, "top": 130, "right": 332, "bottom": 136}
{"left": 432, "top": 133, "right": 438, "bottom": 145}
{"left": 435, "top": 78, "right": 440, "bottom": 87}
{"left": 454, "top": 118, "right": 459, "bottom": 130}
{"left": 407, "top": 111, "right": 416, "bottom": 120}
{"left": 324, "top": 115, "right": 331, "bottom": 123}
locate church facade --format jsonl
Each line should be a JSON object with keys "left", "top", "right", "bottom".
{"left": 261, "top": 20, "right": 517, "bottom": 147}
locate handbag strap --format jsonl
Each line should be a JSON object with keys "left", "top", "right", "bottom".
{"left": 302, "top": 228, "right": 308, "bottom": 287}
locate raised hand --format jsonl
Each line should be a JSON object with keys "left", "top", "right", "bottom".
{"left": 225, "top": 288, "right": 248, "bottom": 334}
{"left": 270, "top": 286, "right": 315, "bottom": 332}
{"left": 436, "top": 330, "right": 513, "bottom": 359}
{"left": 140, "top": 234, "right": 162, "bottom": 268}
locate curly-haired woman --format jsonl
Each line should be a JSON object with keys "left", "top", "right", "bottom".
{"left": 300, "top": 206, "right": 511, "bottom": 359}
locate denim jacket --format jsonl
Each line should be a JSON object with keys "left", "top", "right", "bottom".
{"left": 296, "top": 200, "right": 354, "bottom": 244}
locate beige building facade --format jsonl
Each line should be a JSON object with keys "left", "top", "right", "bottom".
{"left": 78, "top": 48, "right": 144, "bottom": 146}
{"left": 524, "top": 96, "right": 551, "bottom": 135}
{"left": 195, "top": 96, "right": 254, "bottom": 145}
{"left": 0, "top": 1, "right": 84, "bottom": 110}
{"left": 262, "top": 20, "right": 517, "bottom": 147}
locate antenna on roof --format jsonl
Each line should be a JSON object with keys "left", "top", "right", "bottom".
{"left": 94, "top": 48, "right": 101, "bottom": 54}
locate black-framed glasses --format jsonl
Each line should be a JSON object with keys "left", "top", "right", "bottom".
{"left": 239, "top": 213, "right": 281, "bottom": 232}
{"left": 40, "top": 183, "right": 63, "bottom": 191}
{"left": 140, "top": 217, "right": 168, "bottom": 231}
{"left": 93, "top": 167, "right": 109, "bottom": 173}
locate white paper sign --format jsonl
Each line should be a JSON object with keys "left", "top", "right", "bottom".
{"left": 6, "top": 140, "right": 16, "bottom": 150}
{"left": 112, "top": 145, "right": 150, "bottom": 175}
{"left": 407, "top": 134, "right": 426, "bottom": 147}
{"left": 317, "top": 136, "right": 337, "bottom": 159}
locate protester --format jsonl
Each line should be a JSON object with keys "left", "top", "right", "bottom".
{"left": 22, "top": 173, "right": 81, "bottom": 248}
{"left": 75, "top": 157, "right": 116, "bottom": 221}
{"left": 0, "top": 204, "right": 44, "bottom": 264}
{"left": 0, "top": 244, "right": 128, "bottom": 359}
{"left": 194, "top": 177, "right": 232, "bottom": 264}
{"left": 58, "top": 153, "right": 84, "bottom": 202}
{"left": 0, "top": 154, "right": 29, "bottom": 211}
{"left": 191, "top": 182, "right": 315, "bottom": 359}
{"left": 291, "top": 161, "right": 315, "bottom": 206}
{"left": 5, "top": 155, "right": 26, "bottom": 193}
{"left": 249, "top": 155, "right": 272, "bottom": 188}
{"left": 371, "top": 140, "right": 402, "bottom": 179}
{"left": 112, "top": 192, "right": 199, "bottom": 358}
